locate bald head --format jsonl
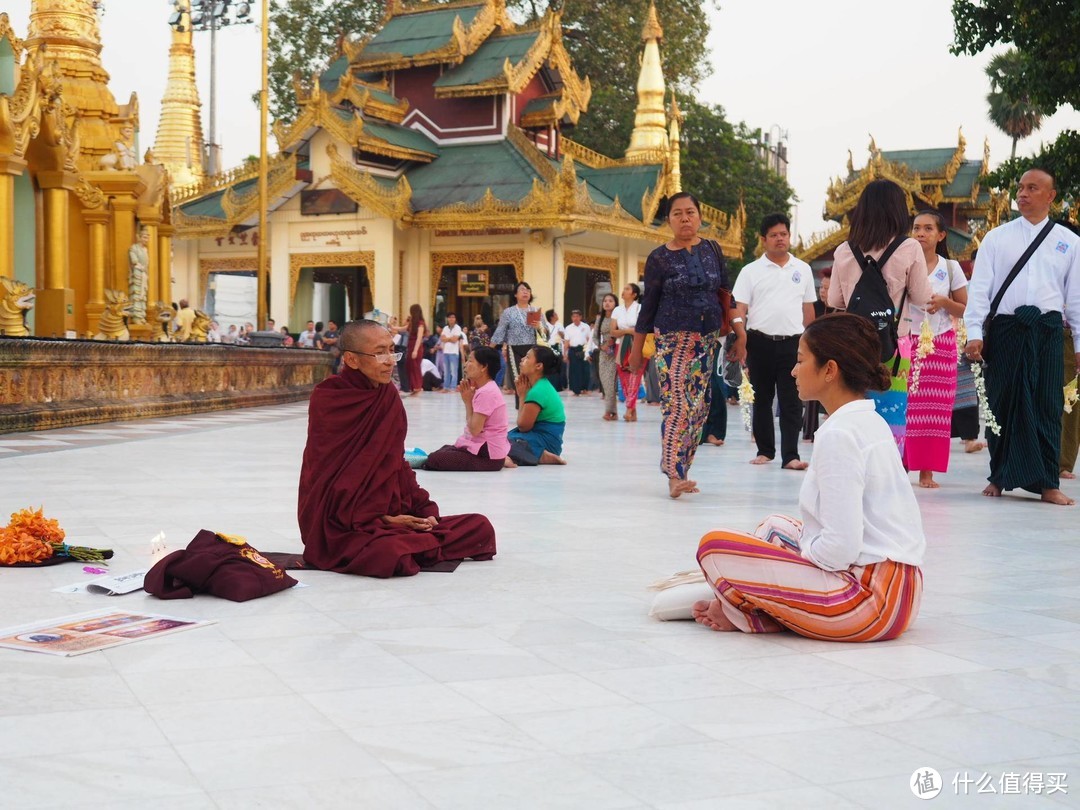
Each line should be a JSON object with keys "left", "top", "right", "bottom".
{"left": 339, "top": 319, "right": 390, "bottom": 353}
{"left": 1016, "top": 168, "right": 1057, "bottom": 223}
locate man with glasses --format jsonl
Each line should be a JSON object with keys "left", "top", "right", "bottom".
{"left": 298, "top": 320, "right": 498, "bottom": 577}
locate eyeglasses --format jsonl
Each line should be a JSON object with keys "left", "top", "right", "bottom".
{"left": 345, "top": 350, "right": 403, "bottom": 363}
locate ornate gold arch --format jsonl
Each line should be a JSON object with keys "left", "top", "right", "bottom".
{"left": 288, "top": 251, "right": 376, "bottom": 317}
{"left": 199, "top": 256, "right": 258, "bottom": 303}
{"left": 563, "top": 250, "right": 617, "bottom": 286}
{"left": 429, "top": 249, "right": 525, "bottom": 314}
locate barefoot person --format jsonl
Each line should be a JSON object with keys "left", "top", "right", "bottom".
{"left": 298, "top": 320, "right": 497, "bottom": 577}
{"left": 906, "top": 210, "right": 969, "bottom": 488}
{"left": 507, "top": 346, "right": 566, "bottom": 466}
{"left": 628, "top": 191, "right": 746, "bottom": 498}
{"left": 690, "top": 314, "right": 925, "bottom": 640}
{"left": 963, "top": 168, "right": 1080, "bottom": 505}
{"left": 423, "top": 347, "right": 510, "bottom": 472}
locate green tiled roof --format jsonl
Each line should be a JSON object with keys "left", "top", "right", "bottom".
{"left": 946, "top": 226, "right": 975, "bottom": 257}
{"left": 880, "top": 148, "right": 957, "bottom": 174}
{"left": 362, "top": 120, "right": 440, "bottom": 157}
{"left": 576, "top": 163, "right": 662, "bottom": 221}
{"left": 943, "top": 161, "right": 984, "bottom": 198}
{"left": 178, "top": 177, "right": 258, "bottom": 221}
{"left": 363, "top": 83, "right": 402, "bottom": 107}
{"left": 360, "top": 5, "right": 485, "bottom": 61}
{"left": 523, "top": 96, "right": 558, "bottom": 115}
{"left": 318, "top": 56, "right": 350, "bottom": 92}
{"left": 434, "top": 32, "right": 539, "bottom": 88}
{"left": 405, "top": 140, "right": 538, "bottom": 211}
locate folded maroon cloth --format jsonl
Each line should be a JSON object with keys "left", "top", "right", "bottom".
{"left": 145, "top": 530, "right": 297, "bottom": 602}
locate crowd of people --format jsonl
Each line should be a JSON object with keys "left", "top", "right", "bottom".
{"left": 291, "top": 168, "right": 1077, "bottom": 649}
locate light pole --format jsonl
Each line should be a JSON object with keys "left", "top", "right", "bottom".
{"left": 760, "top": 124, "right": 789, "bottom": 179}
{"left": 167, "top": 0, "right": 253, "bottom": 176}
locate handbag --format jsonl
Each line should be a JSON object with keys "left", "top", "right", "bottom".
{"left": 705, "top": 240, "right": 734, "bottom": 336}
{"left": 642, "top": 333, "right": 656, "bottom": 360}
{"left": 981, "top": 219, "right": 1055, "bottom": 361}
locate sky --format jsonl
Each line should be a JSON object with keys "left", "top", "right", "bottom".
{"left": 7, "top": 1, "right": 1079, "bottom": 241}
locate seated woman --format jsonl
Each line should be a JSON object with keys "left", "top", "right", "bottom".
{"left": 691, "top": 313, "right": 925, "bottom": 641}
{"left": 506, "top": 346, "right": 566, "bottom": 466}
{"left": 424, "top": 347, "right": 509, "bottom": 472}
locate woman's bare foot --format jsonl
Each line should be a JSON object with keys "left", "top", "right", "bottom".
{"left": 1061, "top": 469, "right": 1077, "bottom": 480}
{"left": 982, "top": 483, "right": 1002, "bottom": 497}
{"left": 918, "top": 471, "right": 940, "bottom": 488}
{"left": 692, "top": 599, "right": 738, "bottom": 631}
{"left": 964, "top": 439, "right": 986, "bottom": 453}
{"left": 539, "top": 451, "right": 566, "bottom": 465}
{"left": 782, "top": 460, "right": 809, "bottom": 471}
{"left": 750, "top": 455, "right": 772, "bottom": 465}
{"left": 1042, "top": 488, "right": 1076, "bottom": 505}
{"left": 503, "top": 456, "right": 518, "bottom": 468}
{"left": 409, "top": 390, "right": 421, "bottom": 397}
{"left": 667, "top": 478, "right": 699, "bottom": 498}
{"left": 705, "top": 435, "right": 725, "bottom": 446}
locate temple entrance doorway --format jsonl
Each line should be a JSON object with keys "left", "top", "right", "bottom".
{"left": 564, "top": 266, "right": 613, "bottom": 324}
{"left": 434, "top": 265, "right": 518, "bottom": 332}
{"left": 294, "top": 266, "right": 372, "bottom": 331}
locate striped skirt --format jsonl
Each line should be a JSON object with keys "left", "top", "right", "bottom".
{"left": 655, "top": 330, "right": 721, "bottom": 479}
{"left": 696, "top": 514, "right": 923, "bottom": 642}
{"left": 904, "top": 330, "right": 958, "bottom": 473}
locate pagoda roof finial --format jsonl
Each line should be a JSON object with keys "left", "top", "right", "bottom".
{"left": 642, "top": 1, "right": 663, "bottom": 42}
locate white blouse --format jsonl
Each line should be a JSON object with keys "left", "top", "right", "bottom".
{"left": 798, "top": 400, "right": 926, "bottom": 571}
{"left": 905, "top": 256, "right": 967, "bottom": 337}
{"left": 611, "top": 301, "right": 640, "bottom": 331}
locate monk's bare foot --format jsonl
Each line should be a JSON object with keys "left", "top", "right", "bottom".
{"left": 705, "top": 435, "right": 725, "bottom": 446}
{"left": 1042, "top": 488, "right": 1076, "bottom": 506}
{"left": 782, "top": 459, "right": 809, "bottom": 471}
{"left": 692, "top": 599, "right": 738, "bottom": 631}
{"left": 503, "top": 456, "right": 518, "bottom": 468}
{"left": 964, "top": 439, "right": 986, "bottom": 453}
{"left": 750, "top": 455, "right": 772, "bottom": 465}
{"left": 982, "top": 483, "right": 1002, "bottom": 497}
{"left": 918, "top": 471, "right": 940, "bottom": 489}
{"left": 539, "top": 450, "right": 566, "bottom": 465}
{"left": 1061, "top": 469, "right": 1077, "bottom": 480}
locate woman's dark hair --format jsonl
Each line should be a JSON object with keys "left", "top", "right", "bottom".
{"left": 663, "top": 191, "right": 701, "bottom": 220}
{"left": 913, "top": 209, "right": 951, "bottom": 260}
{"left": 595, "top": 292, "right": 618, "bottom": 343}
{"left": 514, "top": 281, "right": 534, "bottom": 303}
{"left": 529, "top": 345, "right": 561, "bottom": 378}
{"left": 759, "top": 212, "right": 791, "bottom": 238}
{"left": 408, "top": 304, "right": 424, "bottom": 336}
{"left": 625, "top": 283, "right": 641, "bottom": 301}
{"left": 802, "top": 313, "right": 892, "bottom": 393}
{"left": 471, "top": 346, "right": 501, "bottom": 380}
{"left": 848, "top": 179, "right": 911, "bottom": 252}
{"left": 315, "top": 321, "right": 324, "bottom": 332}
{"left": 820, "top": 266, "right": 832, "bottom": 279}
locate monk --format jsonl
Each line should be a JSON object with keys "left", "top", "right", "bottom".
{"left": 298, "top": 320, "right": 497, "bottom": 577}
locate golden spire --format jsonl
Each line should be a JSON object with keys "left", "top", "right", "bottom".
{"left": 625, "top": 1, "right": 667, "bottom": 159}
{"left": 153, "top": 7, "right": 206, "bottom": 187}
{"left": 667, "top": 91, "right": 682, "bottom": 194}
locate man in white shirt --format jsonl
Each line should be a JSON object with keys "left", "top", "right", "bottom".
{"left": 545, "top": 309, "right": 566, "bottom": 389}
{"left": 733, "top": 213, "right": 817, "bottom": 470}
{"left": 964, "top": 168, "right": 1080, "bottom": 505}
{"left": 563, "top": 309, "right": 592, "bottom": 395}
{"left": 298, "top": 320, "right": 317, "bottom": 349}
{"left": 439, "top": 313, "right": 463, "bottom": 391}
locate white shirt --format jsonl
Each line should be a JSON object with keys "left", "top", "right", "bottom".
{"left": 732, "top": 253, "right": 817, "bottom": 336}
{"left": 611, "top": 301, "right": 641, "bottom": 331}
{"left": 564, "top": 321, "right": 592, "bottom": 348}
{"left": 420, "top": 358, "right": 442, "bottom": 379}
{"left": 298, "top": 329, "right": 316, "bottom": 348}
{"left": 546, "top": 319, "right": 565, "bottom": 349}
{"left": 906, "top": 256, "right": 967, "bottom": 336}
{"left": 965, "top": 216, "right": 1080, "bottom": 350}
{"left": 798, "top": 400, "right": 926, "bottom": 571}
{"left": 440, "top": 324, "right": 463, "bottom": 355}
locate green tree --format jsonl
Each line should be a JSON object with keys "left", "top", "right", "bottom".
{"left": 679, "top": 99, "right": 796, "bottom": 266}
{"left": 984, "top": 131, "right": 1080, "bottom": 215}
{"left": 985, "top": 49, "right": 1044, "bottom": 160}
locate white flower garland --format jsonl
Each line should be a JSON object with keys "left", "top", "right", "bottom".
{"left": 908, "top": 319, "right": 934, "bottom": 395}
{"left": 970, "top": 360, "right": 1001, "bottom": 436}
{"left": 1066, "top": 377, "right": 1079, "bottom": 414}
{"left": 738, "top": 368, "right": 755, "bottom": 432}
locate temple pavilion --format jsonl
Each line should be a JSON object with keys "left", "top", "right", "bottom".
{"left": 796, "top": 131, "right": 1010, "bottom": 272}
{"left": 167, "top": 0, "right": 744, "bottom": 329}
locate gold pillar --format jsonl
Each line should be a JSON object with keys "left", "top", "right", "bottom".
{"left": 158, "top": 224, "right": 174, "bottom": 307}
{"left": 110, "top": 195, "right": 138, "bottom": 292}
{"left": 83, "top": 209, "right": 110, "bottom": 331}
{"left": 0, "top": 157, "right": 28, "bottom": 280}
{"left": 36, "top": 171, "right": 78, "bottom": 336}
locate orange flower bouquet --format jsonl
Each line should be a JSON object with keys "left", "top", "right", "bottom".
{"left": 0, "top": 507, "right": 113, "bottom": 566}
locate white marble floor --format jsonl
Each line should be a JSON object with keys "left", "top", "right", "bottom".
{"left": 1, "top": 392, "right": 1078, "bottom": 809}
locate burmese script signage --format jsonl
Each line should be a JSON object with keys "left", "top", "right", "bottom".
{"left": 457, "top": 270, "right": 489, "bottom": 296}
{"left": 293, "top": 227, "right": 369, "bottom": 248}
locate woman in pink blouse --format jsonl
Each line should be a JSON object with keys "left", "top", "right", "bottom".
{"left": 828, "top": 179, "right": 932, "bottom": 453}
{"left": 423, "top": 347, "right": 510, "bottom": 472}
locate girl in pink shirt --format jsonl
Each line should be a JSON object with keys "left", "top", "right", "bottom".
{"left": 423, "top": 347, "right": 510, "bottom": 472}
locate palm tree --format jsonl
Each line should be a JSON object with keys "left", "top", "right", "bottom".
{"left": 985, "top": 49, "right": 1044, "bottom": 160}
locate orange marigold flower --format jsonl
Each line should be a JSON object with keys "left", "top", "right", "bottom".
{"left": 7, "top": 506, "right": 65, "bottom": 544}
{"left": 0, "top": 527, "right": 54, "bottom": 565}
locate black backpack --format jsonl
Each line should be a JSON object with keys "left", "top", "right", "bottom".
{"left": 846, "top": 235, "right": 907, "bottom": 366}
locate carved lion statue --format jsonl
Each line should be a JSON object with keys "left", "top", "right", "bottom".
{"left": 0, "top": 277, "right": 35, "bottom": 337}
{"left": 93, "top": 289, "right": 133, "bottom": 341}
{"left": 152, "top": 302, "right": 173, "bottom": 342}
{"left": 188, "top": 310, "right": 212, "bottom": 343}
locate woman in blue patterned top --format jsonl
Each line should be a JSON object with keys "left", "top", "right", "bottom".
{"left": 629, "top": 192, "right": 746, "bottom": 498}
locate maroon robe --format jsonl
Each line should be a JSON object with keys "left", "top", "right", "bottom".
{"left": 298, "top": 365, "right": 496, "bottom": 577}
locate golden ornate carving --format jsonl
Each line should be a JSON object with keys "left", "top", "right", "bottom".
{"left": 429, "top": 249, "right": 524, "bottom": 314}
{"left": 563, "top": 250, "right": 616, "bottom": 286}
{"left": 305, "top": 68, "right": 409, "bottom": 124}
{"left": 172, "top": 153, "right": 293, "bottom": 206}
{"left": 328, "top": 143, "right": 414, "bottom": 220}
{"left": 506, "top": 125, "right": 558, "bottom": 183}
{"left": 0, "top": 276, "right": 35, "bottom": 337}
{"left": 172, "top": 154, "right": 297, "bottom": 238}
{"left": 73, "top": 176, "right": 104, "bottom": 209}
{"left": 288, "top": 250, "right": 376, "bottom": 317}
{"left": 561, "top": 138, "right": 663, "bottom": 170}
